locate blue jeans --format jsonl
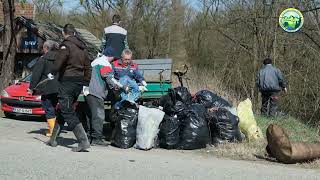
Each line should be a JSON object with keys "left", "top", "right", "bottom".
{"left": 115, "top": 76, "right": 140, "bottom": 109}
{"left": 41, "top": 94, "right": 58, "bottom": 119}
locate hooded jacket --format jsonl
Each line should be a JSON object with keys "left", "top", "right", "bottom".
{"left": 29, "top": 50, "right": 59, "bottom": 95}
{"left": 256, "top": 64, "right": 287, "bottom": 92}
{"left": 53, "top": 36, "right": 92, "bottom": 84}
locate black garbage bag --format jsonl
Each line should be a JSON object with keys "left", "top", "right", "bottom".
{"left": 194, "top": 90, "right": 232, "bottom": 108}
{"left": 178, "top": 104, "right": 210, "bottom": 150}
{"left": 207, "top": 108, "right": 243, "bottom": 144}
{"left": 159, "top": 94, "right": 174, "bottom": 115}
{"left": 111, "top": 108, "right": 138, "bottom": 149}
{"left": 173, "top": 87, "right": 192, "bottom": 105}
{"left": 159, "top": 87, "right": 190, "bottom": 116}
{"left": 159, "top": 115, "right": 180, "bottom": 149}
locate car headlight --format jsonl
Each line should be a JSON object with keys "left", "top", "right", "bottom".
{"left": 35, "top": 95, "right": 42, "bottom": 100}
{"left": 1, "top": 90, "right": 9, "bottom": 97}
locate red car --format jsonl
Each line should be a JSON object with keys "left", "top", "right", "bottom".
{"left": 0, "top": 74, "right": 45, "bottom": 118}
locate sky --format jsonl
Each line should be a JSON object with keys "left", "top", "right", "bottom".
{"left": 63, "top": 0, "right": 80, "bottom": 11}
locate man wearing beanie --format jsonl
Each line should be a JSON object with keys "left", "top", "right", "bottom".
{"left": 85, "top": 47, "right": 122, "bottom": 146}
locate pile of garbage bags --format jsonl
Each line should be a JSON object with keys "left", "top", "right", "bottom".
{"left": 158, "top": 88, "right": 245, "bottom": 149}
{"left": 110, "top": 87, "right": 262, "bottom": 151}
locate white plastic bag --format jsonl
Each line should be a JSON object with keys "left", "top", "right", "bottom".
{"left": 135, "top": 106, "right": 165, "bottom": 150}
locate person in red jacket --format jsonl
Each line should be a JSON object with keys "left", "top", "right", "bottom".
{"left": 112, "top": 49, "right": 147, "bottom": 109}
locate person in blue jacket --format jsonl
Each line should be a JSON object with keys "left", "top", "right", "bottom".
{"left": 256, "top": 58, "right": 287, "bottom": 117}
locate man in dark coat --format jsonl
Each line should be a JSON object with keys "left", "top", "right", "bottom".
{"left": 101, "top": 14, "right": 129, "bottom": 59}
{"left": 29, "top": 40, "right": 59, "bottom": 137}
{"left": 256, "top": 58, "right": 287, "bottom": 117}
{"left": 47, "top": 24, "right": 92, "bottom": 152}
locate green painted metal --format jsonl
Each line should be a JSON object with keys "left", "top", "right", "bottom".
{"left": 141, "top": 82, "right": 171, "bottom": 99}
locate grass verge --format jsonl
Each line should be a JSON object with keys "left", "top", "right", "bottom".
{"left": 199, "top": 116, "right": 320, "bottom": 168}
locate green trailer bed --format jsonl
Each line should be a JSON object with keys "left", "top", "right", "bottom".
{"left": 134, "top": 58, "right": 172, "bottom": 100}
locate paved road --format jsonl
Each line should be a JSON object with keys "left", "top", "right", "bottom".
{"left": 0, "top": 118, "right": 319, "bottom": 180}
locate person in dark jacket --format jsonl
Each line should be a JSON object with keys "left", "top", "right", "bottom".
{"left": 29, "top": 40, "right": 59, "bottom": 137}
{"left": 47, "top": 24, "right": 92, "bottom": 152}
{"left": 256, "top": 58, "right": 287, "bottom": 117}
{"left": 101, "top": 14, "right": 129, "bottom": 59}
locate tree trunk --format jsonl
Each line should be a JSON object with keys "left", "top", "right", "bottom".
{"left": 0, "top": 0, "right": 16, "bottom": 91}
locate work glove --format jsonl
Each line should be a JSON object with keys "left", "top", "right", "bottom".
{"left": 141, "top": 81, "right": 147, "bottom": 87}
{"left": 123, "top": 85, "right": 131, "bottom": 94}
{"left": 97, "top": 52, "right": 103, "bottom": 58}
{"left": 139, "top": 86, "right": 148, "bottom": 92}
{"left": 283, "top": 88, "right": 288, "bottom": 93}
{"left": 27, "top": 88, "right": 33, "bottom": 95}
{"left": 139, "top": 81, "right": 148, "bottom": 92}
{"left": 82, "top": 86, "right": 90, "bottom": 96}
{"left": 47, "top": 73, "right": 54, "bottom": 80}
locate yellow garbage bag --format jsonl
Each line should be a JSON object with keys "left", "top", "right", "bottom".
{"left": 237, "top": 98, "right": 263, "bottom": 141}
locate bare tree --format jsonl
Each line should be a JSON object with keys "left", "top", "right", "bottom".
{"left": 0, "top": 0, "right": 17, "bottom": 90}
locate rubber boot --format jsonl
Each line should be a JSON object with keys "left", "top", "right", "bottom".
{"left": 72, "top": 124, "right": 91, "bottom": 152}
{"left": 46, "top": 118, "right": 56, "bottom": 137}
{"left": 266, "top": 124, "right": 320, "bottom": 164}
{"left": 47, "top": 123, "right": 61, "bottom": 147}
{"left": 91, "top": 138, "right": 109, "bottom": 146}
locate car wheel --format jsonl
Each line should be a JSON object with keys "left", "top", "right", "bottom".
{"left": 4, "top": 112, "right": 15, "bottom": 119}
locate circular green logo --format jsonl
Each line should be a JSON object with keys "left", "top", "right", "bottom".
{"left": 279, "top": 8, "right": 304, "bottom": 32}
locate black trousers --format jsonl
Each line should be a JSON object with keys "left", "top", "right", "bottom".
{"left": 261, "top": 91, "right": 279, "bottom": 117}
{"left": 41, "top": 93, "right": 58, "bottom": 119}
{"left": 58, "top": 81, "right": 83, "bottom": 130}
{"left": 86, "top": 95, "right": 105, "bottom": 140}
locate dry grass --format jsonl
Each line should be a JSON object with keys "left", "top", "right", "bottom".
{"left": 201, "top": 140, "right": 267, "bottom": 161}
